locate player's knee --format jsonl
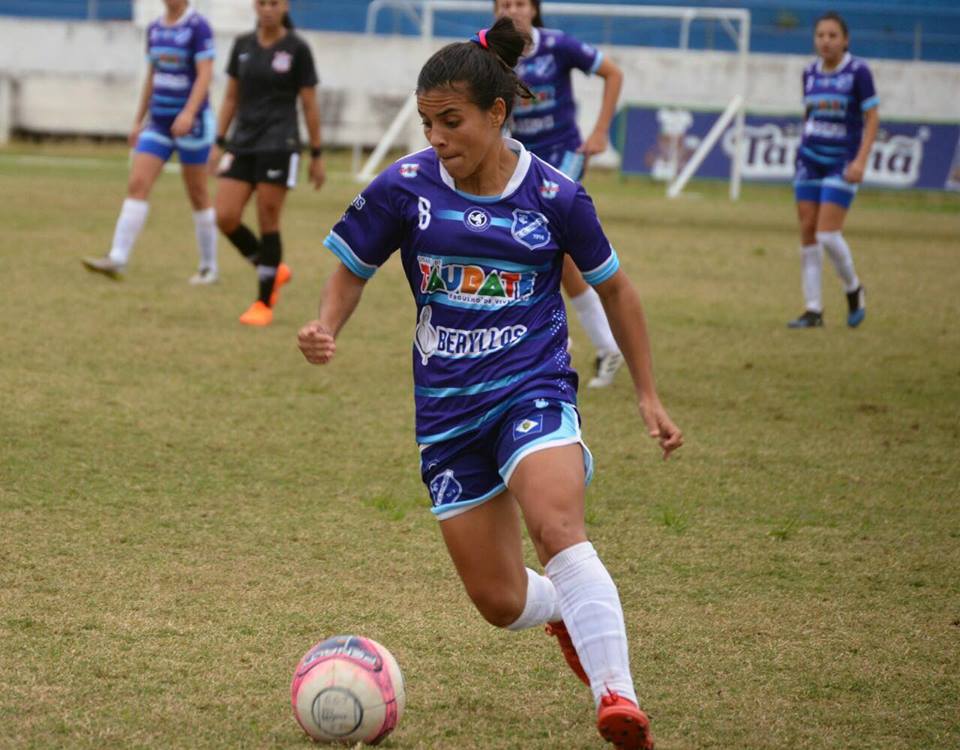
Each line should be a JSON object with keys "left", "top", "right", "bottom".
{"left": 529, "top": 518, "right": 587, "bottom": 562}
{"left": 216, "top": 209, "right": 241, "bottom": 233}
{"left": 467, "top": 584, "right": 525, "bottom": 628}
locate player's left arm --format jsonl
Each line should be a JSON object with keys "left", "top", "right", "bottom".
{"left": 594, "top": 270, "right": 683, "bottom": 459}
{"left": 172, "top": 58, "right": 214, "bottom": 137}
{"left": 844, "top": 107, "right": 879, "bottom": 184}
{"left": 578, "top": 57, "right": 623, "bottom": 157}
{"left": 299, "top": 86, "right": 325, "bottom": 191}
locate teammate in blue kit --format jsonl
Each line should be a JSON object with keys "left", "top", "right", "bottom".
{"left": 298, "top": 18, "right": 681, "bottom": 750}
{"left": 83, "top": 0, "right": 218, "bottom": 284}
{"left": 496, "top": 0, "right": 625, "bottom": 387}
{"left": 788, "top": 11, "right": 878, "bottom": 329}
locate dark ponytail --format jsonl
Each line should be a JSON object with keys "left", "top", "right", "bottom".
{"left": 417, "top": 16, "right": 532, "bottom": 117}
{"left": 815, "top": 11, "right": 849, "bottom": 50}
{"left": 283, "top": 12, "right": 294, "bottom": 29}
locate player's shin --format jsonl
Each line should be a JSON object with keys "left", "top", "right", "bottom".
{"left": 506, "top": 568, "right": 562, "bottom": 631}
{"left": 108, "top": 198, "right": 149, "bottom": 266}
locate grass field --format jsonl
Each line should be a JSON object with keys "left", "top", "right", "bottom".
{"left": 1, "top": 140, "right": 958, "bottom": 749}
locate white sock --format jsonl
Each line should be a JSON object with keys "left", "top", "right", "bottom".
{"left": 569, "top": 287, "right": 619, "bottom": 355}
{"left": 108, "top": 198, "right": 149, "bottom": 265}
{"left": 545, "top": 541, "right": 637, "bottom": 707}
{"left": 506, "top": 568, "right": 563, "bottom": 631}
{"left": 817, "top": 230, "right": 860, "bottom": 293}
{"left": 193, "top": 207, "right": 218, "bottom": 272}
{"left": 800, "top": 243, "right": 823, "bottom": 313}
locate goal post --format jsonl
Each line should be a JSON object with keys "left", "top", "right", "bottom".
{"left": 359, "top": 0, "right": 750, "bottom": 200}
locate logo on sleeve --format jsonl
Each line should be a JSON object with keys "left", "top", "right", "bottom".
{"left": 400, "top": 163, "right": 420, "bottom": 178}
{"left": 272, "top": 51, "right": 292, "bottom": 73}
{"left": 463, "top": 207, "right": 490, "bottom": 232}
{"left": 540, "top": 180, "right": 559, "bottom": 199}
{"left": 511, "top": 209, "right": 551, "bottom": 250}
{"left": 429, "top": 469, "right": 463, "bottom": 507}
{"left": 513, "top": 414, "right": 544, "bottom": 439}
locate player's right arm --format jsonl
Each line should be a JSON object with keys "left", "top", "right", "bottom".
{"left": 298, "top": 265, "right": 367, "bottom": 366}
{"left": 130, "top": 64, "right": 154, "bottom": 147}
{"left": 209, "top": 77, "right": 238, "bottom": 173}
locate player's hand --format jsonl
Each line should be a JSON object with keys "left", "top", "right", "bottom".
{"left": 127, "top": 123, "right": 144, "bottom": 148}
{"left": 309, "top": 156, "right": 326, "bottom": 191}
{"left": 844, "top": 159, "right": 865, "bottom": 184}
{"left": 171, "top": 111, "right": 194, "bottom": 138}
{"left": 298, "top": 321, "right": 336, "bottom": 365}
{"left": 578, "top": 130, "right": 609, "bottom": 157}
{"left": 207, "top": 145, "right": 222, "bottom": 176}
{"left": 638, "top": 397, "right": 683, "bottom": 460}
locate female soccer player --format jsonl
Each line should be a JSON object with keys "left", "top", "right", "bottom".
{"left": 496, "top": 0, "right": 626, "bottom": 387}
{"left": 210, "top": 0, "right": 324, "bottom": 326}
{"left": 298, "top": 18, "right": 681, "bottom": 749}
{"left": 788, "top": 11, "right": 877, "bottom": 329}
{"left": 82, "top": 0, "right": 218, "bottom": 284}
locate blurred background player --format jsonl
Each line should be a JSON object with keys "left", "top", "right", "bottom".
{"left": 82, "top": 0, "right": 217, "bottom": 283}
{"left": 209, "top": 0, "right": 324, "bottom": 327}
{"left": 788, "top": 11, "right": 877, "bottom": 329}
{"left": 298, "top": 18, "right": 681, "bottom": 749}
{"left": 495, "top": 0, "right": 625, "bottom": 387}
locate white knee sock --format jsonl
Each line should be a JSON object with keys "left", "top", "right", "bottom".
{"left": 817, "top": 230, "right": 860, "bottom": 293}
{"left": 800, "top": 243, "right": 823, "bottom": 313}
{"left": 506, "top": 568, "right": 563, "bottom": 631}
{"left": 569, "top": 288, "right": 619, "bottom": 355}
{"left": 108, "top": 198, "right": 149, "bottom": 266}
{"left": 193, "top": 207, "right": 218, "bottom": 272}
{"left": 545, "top": 541, "right": 637, "bottom": 707}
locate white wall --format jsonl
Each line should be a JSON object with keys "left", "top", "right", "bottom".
{"left": 0, "top": 15, "right": 957, "bottom": 148}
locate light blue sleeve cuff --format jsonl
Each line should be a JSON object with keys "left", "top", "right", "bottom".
{"left": 589, "top": 51, "right": 604, "bottom": 75}
{"left": 194, "top": 49, "right": 216, "bottom": 61}
{"left": 323, "top": 232, "right": 378, "bottom": 280}
{"left": 861, "top": 95, "right": 879, "bottom": 112}
{"left": 581, "top": 247, "right": 620, "bottom": 286}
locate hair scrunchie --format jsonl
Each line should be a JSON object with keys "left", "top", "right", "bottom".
{"left": 469, "top": 28, "right": 489, "bottom": 49}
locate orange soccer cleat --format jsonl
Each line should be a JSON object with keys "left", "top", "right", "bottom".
{"left": 597, "top": 691, "right": 655, "bottom": 750}
{"left": 239, "top": 300, "right": 273, "bottom": 326}
{"left": 269, "top": 262, "right": 292, "bottom": 308}
{"left": 545, "top": 621, "right": 589, "bottom": 685}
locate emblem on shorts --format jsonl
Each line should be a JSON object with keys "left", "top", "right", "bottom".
{"left": 429, "top": 469, "right": 462, "bottom": 506}
{"left": 513, "top": 414, "right": 544, "bottom": 439}
{"left": 272, "top": 51, "right": 292, "bottom": 73}
{"left": 463, "top": 207, "right": 490, "bottom": 232}
{"left": 400, "top": 163, "right": 420, "bottom": 178}
{"left": 511, "top": 209, "right": 551, "bottom": 250}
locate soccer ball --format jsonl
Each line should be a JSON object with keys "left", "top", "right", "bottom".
{"left": 290, "top": 635, "right": 405, "bottom": 745}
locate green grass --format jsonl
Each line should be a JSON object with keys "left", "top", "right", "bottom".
{"left": 1, "top": 140, "right": 959, "bottom": 749}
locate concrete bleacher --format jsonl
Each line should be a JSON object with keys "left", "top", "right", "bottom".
{"left": 1, "top": 0, "right": 958, "bottom": 61}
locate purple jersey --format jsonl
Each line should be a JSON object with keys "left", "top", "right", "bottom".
{"left": 800, "top": 53, "right": 878, "bottom": 164}
{"left": 325, "top": 139, "right": 620, "bottom": 445}
{"left": 511, "top": 27, "right": 604, "bottom": 153}
{"left": 145, "top": 8, "right": 215, "bottom": 122}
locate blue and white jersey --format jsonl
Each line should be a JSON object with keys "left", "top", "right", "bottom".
{"left": 800, "top": 53, "right": 878, "bottom": 164}
{"left": 325, "top": 139, "right": 620, "bottom": 445}
{"left": 511, "top": 27, "right": 604, "bottom": 153}
{"left": 145, "top": 8, "right": 215, "bottom": 122}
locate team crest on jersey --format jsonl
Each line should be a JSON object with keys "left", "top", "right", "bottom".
{"left": 418, "top": 256, "right": 537, "bottom": 307}
{"left": 463, "top": 207, "right": 490, "bottom": 232}
{"left": 400, "top": 163, "right": 420, "bottom": 178}
{"left": 511, "top": 209, "right": 551, "bottom": 250}
{"left": 540, "top": 180, "right": 559, "bottom": 199}
{"left": 174, "top": 28, "right": 192, "bottom": 45}
{"left": 513, "top": 414, "right": 544, "bottom": 439}
{"left": 523, "top": 55, "right": 557, "bottom": 80}
{"left": 429, "top": 469, "right": 462, "bottom": 506}
{"left": 272, "top": 51, "right": 292, "bottom": 73}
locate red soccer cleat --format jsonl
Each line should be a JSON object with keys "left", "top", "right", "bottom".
{"left": 597, "top": 691, "right": 655, "bottom": 750}
{"left": 269, "top": 262, "right": 292, "bottom": 308}
{"left": 545, "top": 621, "right": 589, "bottom": 685}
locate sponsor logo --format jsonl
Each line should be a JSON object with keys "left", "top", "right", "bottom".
{"left": 515, "top": 85, "right": 556, "bottom": 114}
{"left": 239, "top": 52, "right": 250, "bottom": 63}
{"left": 351, "top": 193, "right": 365, "bottom": 211}
{"left": 300, "top": 636, "right": 382, "bottom": 672}
{"left": 414, "top": 304, "right": 527, "bottom": 364}
{"left": 400, "top": 163, "right": 420, "bottom": 178}
{"left": 417, "top": 256, "right": 536, "bottom": 307}
{"left": 429, "top": 469, "right": 463, "bottom": 506}
{"left": 511, "top": 209, "right": 551, "bottom": 250}
{"left": 512, "top": 114, "right": 554, "bottom": 136}
{"left": 540, "top": 179, "right": 559, "bottom": 199}
{"left": 272, "top": 50, "right": 292, "bottom": 73}
{"left": 513, "top": 414, "right": 544, "bottom": 439}
{"left": 266, "top": 169, "right": 283, "bottom": 179}
{"left": 463, "top": 207, "right": 490, "bottom": 232}
{"left": 153, "top": 72, "right": 190, "bottom": 91}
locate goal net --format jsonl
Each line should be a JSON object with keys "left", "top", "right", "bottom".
{"left": 359, "top": 0, "right": 750, "bottom": 200}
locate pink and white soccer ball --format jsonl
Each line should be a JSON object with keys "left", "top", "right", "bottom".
{"left": 290, "top": 635, "right": 405, "bottom": 745}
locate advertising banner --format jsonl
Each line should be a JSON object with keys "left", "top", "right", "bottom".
{"left": 615, "top": 105, "right": 960, "bottom": 191}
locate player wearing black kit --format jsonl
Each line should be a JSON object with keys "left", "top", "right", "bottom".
{"left": 209, "top": 0, "right": 324, "bottom": 326}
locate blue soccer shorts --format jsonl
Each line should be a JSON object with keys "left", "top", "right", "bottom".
{"left": 134, "top": 109, "right": 215, "bottom": 166}
{"left": 794, "top": 150, "right": 858, "bottom": 209}
{"left": 419, "top": 398, "right": 594, "bottom": 521}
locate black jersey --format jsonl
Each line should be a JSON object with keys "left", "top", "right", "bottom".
{"left": 226, "top": 30, "right": 318, "bottom": 153}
